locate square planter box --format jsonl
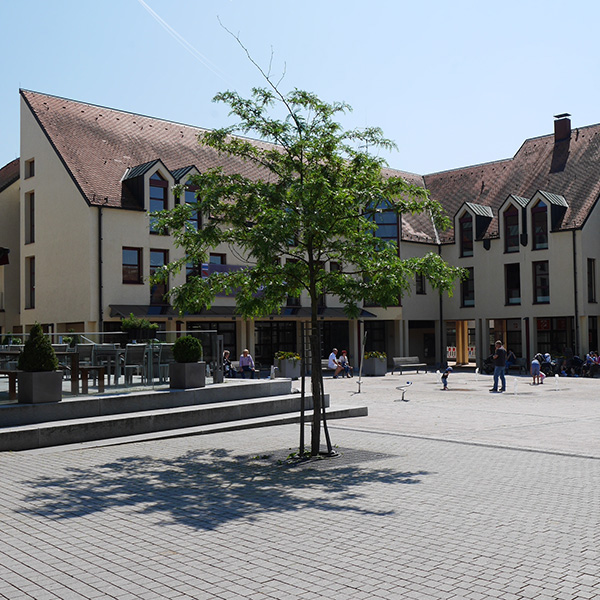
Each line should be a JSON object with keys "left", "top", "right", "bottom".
{"left": 276, "top": 359, "right": 301, "bottom": 380}
{"left": 169, "top": 361, "right": 206, "bottom": 389}
{"left": 18, "top": 371, "right": 63, "bottom": 403}
{"left": 361, "top": 357, "right": 387, "bottom": 376}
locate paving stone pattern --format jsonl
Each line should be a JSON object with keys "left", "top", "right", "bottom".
{"left": 1, "top": 372, "right": 600, "bottom": 599}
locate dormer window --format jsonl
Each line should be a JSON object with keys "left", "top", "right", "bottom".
{"left": 532, "top": 200, "right": 548, "bottom": 250}
{"left": 149, "top": 172, "right": 168, "bottom": 233}
{"left": 504, "top": 205, "right": 519, "bottom": 253}
{"left": 459, "top": 212, "right": 473, "bottom": 257}
{"left": 184, "top": 181, "right": 201, "bottom": 230}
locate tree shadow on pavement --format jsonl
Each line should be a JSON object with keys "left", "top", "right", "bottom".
{"left": 17, "top": 447, "right": 429, "bottom": 531}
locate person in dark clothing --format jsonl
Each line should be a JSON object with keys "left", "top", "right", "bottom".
{"left": 490, "top": 340, "right": 506, "bottom": 393}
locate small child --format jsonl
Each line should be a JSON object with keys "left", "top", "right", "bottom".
{"left": 531, "top": 354, "right": 541, "bottom": 385}
{"left": 441, "top": 367, "right": 452, "bottom": 390}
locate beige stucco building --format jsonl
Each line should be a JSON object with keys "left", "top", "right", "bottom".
{"left": 1, "top": 91, "right": 599, "bottom": 368}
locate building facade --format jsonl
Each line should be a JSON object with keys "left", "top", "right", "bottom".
{"left": 1, "top": 90, "right": 599, "bottom": 368}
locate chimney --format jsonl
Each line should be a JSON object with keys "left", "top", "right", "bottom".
{"left": 554, "top": 113, "right": 571, "bottom": 143}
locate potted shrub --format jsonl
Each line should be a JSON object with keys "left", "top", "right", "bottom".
{"left": 17, "top": 323, "right": 62, "bottom": 403}
{"left": 169, "top": 335, "right": 206, "bottom": 389}
{"left": 362, "top": 351, "right": 388, "bottom": 376}
{"left": 274, "top": 351, "right": 302, "bottom": 380}
{"left": 121, "top": 313, "right": 159, "bottom": 342}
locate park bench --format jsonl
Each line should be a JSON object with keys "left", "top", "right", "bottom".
{"left": 391, "top": 356, "right": 427, "bottom": 375}
{"left": 507, "top": 357, "right": 528, "bottom": 375}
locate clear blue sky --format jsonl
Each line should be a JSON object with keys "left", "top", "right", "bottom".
{"left": 1, "top": 0, "right": 599, "bottom": 175}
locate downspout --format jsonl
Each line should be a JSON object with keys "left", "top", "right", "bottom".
{"left": 572, "top": 229, "right": 579, "bottom": 356}
{"left": 430, "top": 211, "right": 444, "bottom": 368}
{"left": 98, "top": 204, "right": 104, "bottom": 332}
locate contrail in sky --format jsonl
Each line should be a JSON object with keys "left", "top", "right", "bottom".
{"left": 136, "top": 0, "right": 231, "bottom": 84}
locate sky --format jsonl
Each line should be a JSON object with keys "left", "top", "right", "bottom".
{"left": 1, "top": 0, "right": 600, "bottom": 175}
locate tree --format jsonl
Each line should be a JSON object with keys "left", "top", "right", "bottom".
{"left": 156, "top": 79, "right": 465, "bottom": 456}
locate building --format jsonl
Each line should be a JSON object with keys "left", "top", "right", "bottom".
{"left": 1, "top": 90, "right": 599, "bottom": 367}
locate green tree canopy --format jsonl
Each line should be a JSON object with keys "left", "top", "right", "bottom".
{"left": 156, "top": 83, "right": 464, "bottom": 455}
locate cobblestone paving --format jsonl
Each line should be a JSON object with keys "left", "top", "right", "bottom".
{"left": 1, "top": 372, "right": 600, "bottom": 599}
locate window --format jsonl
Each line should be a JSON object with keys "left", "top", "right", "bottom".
{"left": 415, "top": 273, "right": 426, "bottom": 295}
{"left": 505, "top": 263, "right": 521, "bottom": 305}
{"left": 504, "top": 205, "right": 519, "bottom": 253}
{"left": 150, "top": 249, "right": 168, "bottom": 304}
{"left": 25, "top": 192, "right": 35, "bottom": 244}
{"left": 25, "top": 257, "right": 35, "bottom": 309}
{"left": 186, "top": 261, "right": 201, "bottom": 283}
{"left": 25, "top": 159, "right": 35, "bottom": 179}
{"left": 461, "top": 267, "right": 474, "bottom": 307}
{"left": 122, "top": 247, "right": 142, "bottom": 284}
{"left": 459, "top": 212, "right": 473, "bottom": 257}
{"left": 149, "top": 172, "right": 168, "bottom": 233}
{"left": 184, "top": 184, "right": 201, "bottom": 230}
{"left": 588, "top": 258, "right": 597, "bottom": 303}
{"left": 209, "top": 253, "right": 226, "bottom": 265}
{"left": 532, "top": 200, "right": 548, "bottom": 250}
{"left": 367, "top": 200, "right": 399, "bottom": 247}
{"left": 533, "top": 261, "right": 550, "bottom": 303}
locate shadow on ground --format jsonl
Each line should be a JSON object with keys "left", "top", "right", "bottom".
{"left": 18, "top": 447, "right": 429, "bottom": 530}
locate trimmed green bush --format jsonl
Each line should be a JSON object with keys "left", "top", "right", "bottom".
{"left": 17, "top": 323, "right": 59, "bottom": 372}
{"left": 173, "top": 335, "right": 203, "bottom": 363}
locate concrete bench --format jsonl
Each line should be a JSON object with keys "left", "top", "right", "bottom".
{"left": 0, "top": 369, "right": 18, "bottom": 400}
{"left": 391, "top": 356, "right": 427, "bottom": 374}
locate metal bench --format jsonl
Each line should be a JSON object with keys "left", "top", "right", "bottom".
{"left": 391, "top": 356, "right": 427, "bottom": 374}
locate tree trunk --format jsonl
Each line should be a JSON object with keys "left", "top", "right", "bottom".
{"left": 310, "top": 293, "right": 322, "bottom": 456}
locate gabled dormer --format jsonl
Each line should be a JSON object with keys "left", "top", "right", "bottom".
{"left": 172, "top": 165, "right": 201, "bottom": 229}
{"left": 536, "top": 190, "right": 568, "bottom": 231}
{"left": 499, "top": 194, "right": 528, "bottom": 251}
{"left": 121, "top": 159, "right": 174, "bottom": 232}
{"left": 455, "top": 202, "right": 493, "bottom": 257}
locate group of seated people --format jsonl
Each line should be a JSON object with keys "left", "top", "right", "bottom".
{"left": 328, "top": 348, "right": 353, "bottom": 378}
{"left": 223, "top": 348, "right": 256, "bottom": 378}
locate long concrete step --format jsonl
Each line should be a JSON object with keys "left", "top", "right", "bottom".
{"left": 0, "top": 393, "right": 367, "bottom": 451}
{"left": 0, "top": 379, "right": 295, "bottom": 428}
{"left": 14, "top": 406, "right": 368, "bottom": 453}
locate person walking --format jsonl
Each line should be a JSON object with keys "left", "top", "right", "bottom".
{"left": 490, "top": 340, "right": 506, "bottom": 393}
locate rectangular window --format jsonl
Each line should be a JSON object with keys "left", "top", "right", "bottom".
{"left": 149, "top": 173, "right": 168, "bottom": 234}
{"left": 209, "top": 253, "right": 226, "bottom": 265}
{"left": 150, "top": 249, "right": 168, "bottom": 304}
{"left": 588, "top": 258, "right": 597, "bottom": 303}
{"left": 532, "top": 202, "right": 548, "bottom": 250}
{"left": 533, "top": 261, "right": 550, "bottom": 303}
{"left": 185, "top": 187, "right": 201, "bottom": 230}
{"left": 122, "top": 247, "right": 142, "bottom": 284}
{"left": 25, "top": 192, "right": 35, "bottom": 244}
{"left": 504, "top": 206, "right": 519, "bottom": 253}
{"left": 25, "top": 257, "right": 35, "bottom": 309}
{"left": 505, "top": 263, "right": 521, "bottom": 305}
{"left": 25, "top": 159, "right": 35, "bottom": 179}
{"left": 459, "top": 214, "right": 473, "bottom": 257}
{"left": 415, "top": 273, "right": 426, "bottom": 295}
{"left": 186, "top": 260, "right": 200, "bottom": 283}
{"left": 461, "top": 267, "right": 474, "bottom": 307}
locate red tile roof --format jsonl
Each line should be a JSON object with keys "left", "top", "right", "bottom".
{"left": 18, "top": 90, "right": 600, "bottom": 245}
{"left": 0, "top": 158, "right": 19, "bottom": 193}
{"left": 424, "top": 125, "right": 600, "bottom": 242}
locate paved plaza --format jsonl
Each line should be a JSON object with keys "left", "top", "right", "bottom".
{"left": 1, "top": 371, "right": 600, "bottom": 599}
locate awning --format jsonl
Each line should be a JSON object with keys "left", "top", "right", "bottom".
{"left": 0, "top": 247, "right": 9, "bottom": 266}
{"left": 109, "top": 304, "right": 378, "bottom": 320}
